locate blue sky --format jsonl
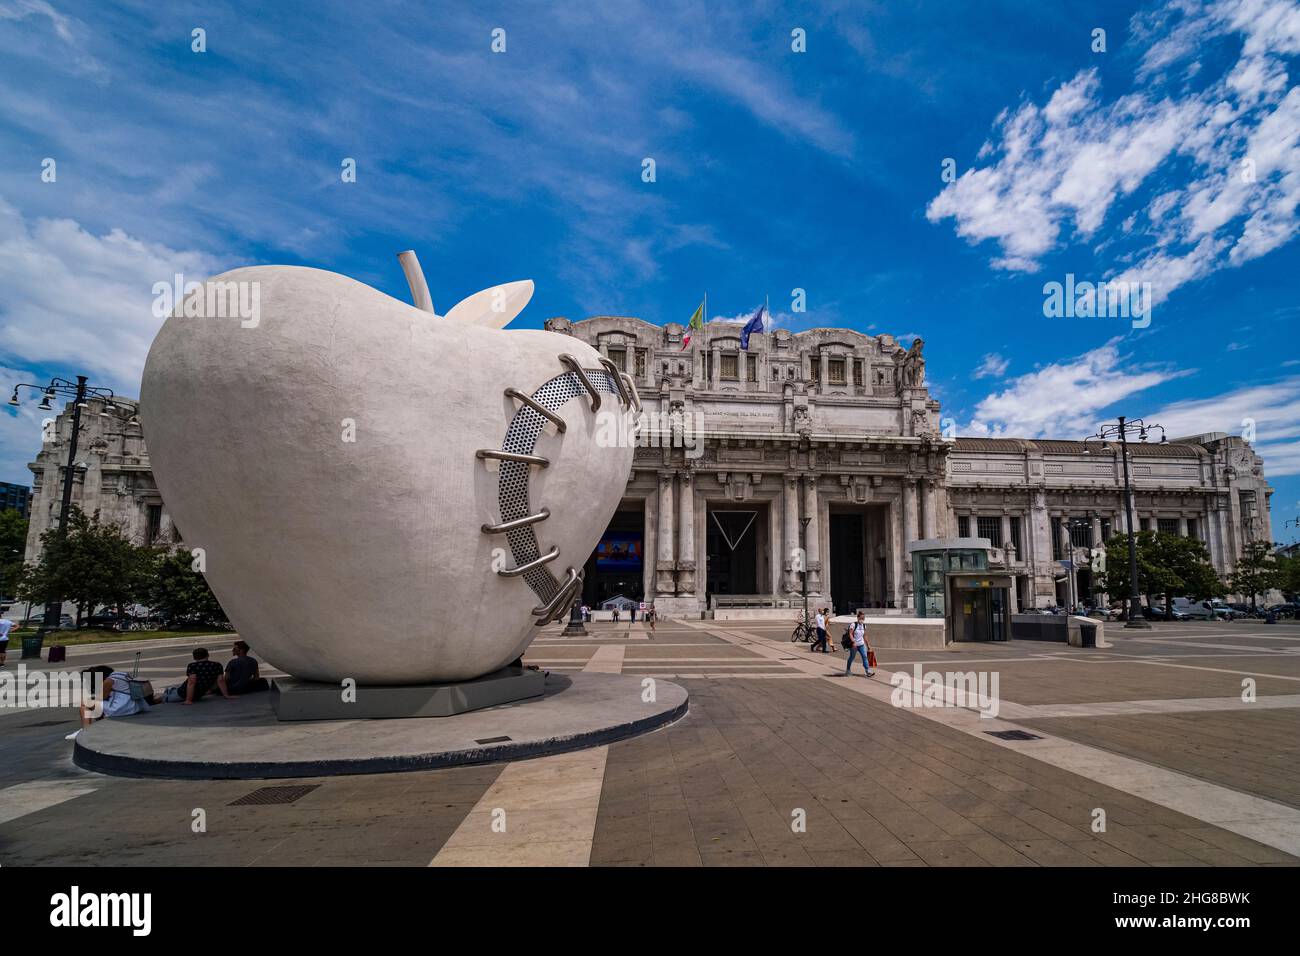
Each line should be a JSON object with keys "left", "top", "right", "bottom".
{"left": 1, "top": 0, "right": 1298, "bottom": 542}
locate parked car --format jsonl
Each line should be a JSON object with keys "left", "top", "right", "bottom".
{"left": 82, "top": 611, "right": 138, "bottom": 631}
{"left": 1208, "top": 599, "right": 1242, "bottom": 619}
{"left": 1171, "top": 597, "right": 1231, "bottom": 620}
{"left": 1265, "top": 603, "right": 1297, "bottom": 619}
{"left": 1143, "top": 604, "right": 1189, "bottom": 621}
{"left": 19, "top": 614, "right": 75, "bottom": 629}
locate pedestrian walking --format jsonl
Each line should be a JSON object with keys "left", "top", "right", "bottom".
{"left": 843, "top": 611, "right": 873, "bottom": 677}
{"left": 811, "top": 607, "right": 829, "bottom": 653}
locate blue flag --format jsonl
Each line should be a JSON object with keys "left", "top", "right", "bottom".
{"left": 740, "top": 304, "right": 765, "bottom": 350}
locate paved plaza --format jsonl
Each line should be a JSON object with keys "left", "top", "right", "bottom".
{"left": 1, "top": 620, "right": 1299, "bottom": 866}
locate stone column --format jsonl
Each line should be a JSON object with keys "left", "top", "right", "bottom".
{"left": 1091, "top": 516, "right": 1103, "bottom": 549}
{"left": 711, "top": 348, "right": 720, "bottom": 387}
{"left": 919, "top": 479, "right": 936, "bottom": 540}
{"left": 819, "top": 352, "right": 829, "bottom": 394}
{"left": 656, "top": 473, "right": 675, "bottom": 595}
{"left": 890, "top": 496, "right": 906, "bottom": 609}
{"left": 1202, "top": 495, "right": 1218, "bottom": 566}
{"left": 902, "top": 478, "right": 919, "bottom": 550}
{"left": 1001, "top": 513, "right": 1013, "bottom": 561}
{"left": 676, "top": 472, "right": 695, "bottom": 595}
{"left": 802, "top": 475, "right": 821, "bottom": 593}
{"left": 1178, "top": 516, "right": 1188, "bottom": 537}
{"left": 783, "top": 475, "right": 800, "bottom": 593}
{"left": 1030, "top": 489, "right": 1052, "bottom": 606}
{"left": 1220, "top": 503, "right": 1234, "bottom": 571}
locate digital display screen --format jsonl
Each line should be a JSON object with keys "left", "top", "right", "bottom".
{"left": 596, "top": 533, "right": 642, "bottom": 570}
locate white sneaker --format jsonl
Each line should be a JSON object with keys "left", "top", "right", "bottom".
{"left": 64, "top": 729, "right": 81, "bottom": 741}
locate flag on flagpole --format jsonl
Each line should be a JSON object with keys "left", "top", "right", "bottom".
{"left": 740, "top": 303, "right": 765, "bottom": 350}
{"left": 681, "top": 298, "right": 705, "bottom": 350}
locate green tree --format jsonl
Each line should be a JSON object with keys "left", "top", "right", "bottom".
{"left": 141, "top": 548, "right": 228, "bottom": 627}
{"left": 1277, "top": 552, "right": 1300, "bottom": 601}
{"left": 0, "top": 508, "right": 28, "bottom": 600}
{"left": 1228, "top": 541, "right": 1280, "bottom": 609}
{"left": 16, "top": 508, "right": 150, "bottom": 623}
{"left": 1099, "top": 530, "right": 1222, "bottom": 619}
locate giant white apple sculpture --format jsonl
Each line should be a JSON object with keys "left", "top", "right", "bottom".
{"left": 139, "top": 257, "right": 638, "bottom": 684}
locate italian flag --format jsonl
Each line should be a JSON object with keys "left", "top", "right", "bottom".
{"left": 681, "top": 299, "right": 705, "bottom": 350}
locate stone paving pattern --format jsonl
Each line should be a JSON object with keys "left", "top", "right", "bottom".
{"left": 1, "top": 620, "right": 1298, "bottom": 866}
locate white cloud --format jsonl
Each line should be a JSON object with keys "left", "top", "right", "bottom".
{"left": 0, "top": 197, "right": 224, "bottom": 398}
{"left": 927, "top": 0, "right": 1300, "bottom": 304}
{"left": 0, "top": 0, "right": 106, "bottom": 80}
{"left": 1141, "top": 375, "right": 1300, "bottom": 476}
{"left": 962, "top": 339, "right": 1186, "bottom": 437}
{"left": 973, "top": 352, "right": 1010, "bottom": 379}
{"left": 0, "top": 362, "right": 51, "bottom": 491}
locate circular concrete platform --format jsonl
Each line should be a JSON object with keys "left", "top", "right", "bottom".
{"left": 73, "top": 673, "right": 688, "bottom": 780}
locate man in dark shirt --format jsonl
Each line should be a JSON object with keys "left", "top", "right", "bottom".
{"left": 163, "top": 647, "right": 233, "bottom": 704}
{"left": 225, "top": 641, "right": 269, "bottom": 694}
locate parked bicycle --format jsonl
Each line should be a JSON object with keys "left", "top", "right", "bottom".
{"left": 790, "top": 610, "right": 815, "bottom": 643}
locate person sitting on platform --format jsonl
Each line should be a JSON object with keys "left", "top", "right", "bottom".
{"left": 162, "top": 647, "right": 234, "bottom": 704}
{"left": 225, "top": 641, "right": 269, "bottom": 695}
{"left": 71, "top": 664, "right": 151, "bottom": 738}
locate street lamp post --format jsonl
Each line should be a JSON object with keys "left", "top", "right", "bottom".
{"left": 7, "top": 375, "right": 136, "bottom": 635}
{"left": 1084, "top": 416, "right": 1165, "bottom": 630}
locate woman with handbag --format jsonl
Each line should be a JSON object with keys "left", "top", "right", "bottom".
{"left": 844, "top": 611, "right": 874, "bottom": 677}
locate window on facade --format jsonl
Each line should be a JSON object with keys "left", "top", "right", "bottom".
{"left": 957, "top": 515, "right": 970, "bottom": 537}
{"left": 1051, "top": 517, "right": 1063, "bottom": 559}
{"left": 1158, "top": 518, "right": 1179, "bottom": 536}
{"left": 809, "top": 359, "right": 819, "bottom": 384}
{"left": 1186, "top": 518, "right": 1198, "bottom": 539}
{"left": 746, "top": 354, "right": 757, "bottom": 382}
{"left": 146, "top": 504, "right": 162, "bottom": 546}
{"left": 828, "top": 358, "right": 846, "bottom": 385}
{"left": 1010, "top": 516, "right": 1022, "bottom": 555}
{"left": 607, "top": 347, "right": 626, "bottom": 371}
{"left": 634, "top": 349, "right": 646, "bottom": 379}
{"left": 1069, "top": 520, "right": 1093, "bottom": 548}
{"left": 1101, "top": 518, "right": 1112, "bottom": 542}
{"left": 720, "top": 353, "right": 738, "bottom": 381}
{"left": 977, "top": 516, "right": 1002, "bottom": 547}
{"left": 853, "top": 360, "right": 864, "bottom": 387}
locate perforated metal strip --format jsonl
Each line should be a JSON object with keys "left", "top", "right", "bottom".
{"left": 494, "top": 367, "right": 623, "bottom": 619}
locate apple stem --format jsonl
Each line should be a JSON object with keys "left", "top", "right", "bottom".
{"left": 397, "top": 250, "right": 436, "bottom": 314}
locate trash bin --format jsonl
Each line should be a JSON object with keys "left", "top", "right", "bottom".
{"left": 20, "top": 635, "right": 44, "bottom": 659}
{"left": 1077, "top": 620, "right": 1098, "bottom": 648}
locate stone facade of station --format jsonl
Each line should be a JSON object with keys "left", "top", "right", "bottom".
{"left": 24, "top": 316, "right": 1274, "bottom": 616}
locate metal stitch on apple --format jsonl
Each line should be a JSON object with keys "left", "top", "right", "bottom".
{"left": 479, "top": 362, "right": 628, "bottom": 624}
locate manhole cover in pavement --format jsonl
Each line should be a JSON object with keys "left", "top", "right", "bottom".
{"left": 228, "top": 785, "right": 320, "bottom": 806}
{"left": 985, "top": 730, "right": 1044, "bottom": 741}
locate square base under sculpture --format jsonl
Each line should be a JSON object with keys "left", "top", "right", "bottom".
{"left": 270, "top": 667, "right": 546, "bottom": 721}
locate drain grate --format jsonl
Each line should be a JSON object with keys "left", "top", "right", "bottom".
{"left": 229, "top": 785, "right": 320, "bottom": 806}
{"left": 475, "top": 735, "right": 512, "bottom": 745}
{"left": 985, "top": 730, "right": 1044, "bottom": 741}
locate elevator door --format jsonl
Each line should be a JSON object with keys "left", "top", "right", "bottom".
{"left": 954, "top": 587, "right": 1008, "bottom": 642}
